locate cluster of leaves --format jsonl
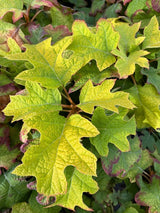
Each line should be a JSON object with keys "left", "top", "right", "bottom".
{"left": 1, "top": 0, "right": 160, "bottom": 212}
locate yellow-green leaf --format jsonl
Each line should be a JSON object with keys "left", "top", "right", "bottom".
{"left": 78, "top": 80, "right": 135, "bottom": 114}
{"left": 143, "top": 16, "right": 160, "bottom": 49}
{"left": 112, "top": 49, "right": 149, "bottom": 78}
{"left": 127, "top": 84, "right": 160, "bottom": 129}
{"left": 68, "top": 19, "right": 120, "bottom": 70}
{"left": 3, "top": 81, "right": 62, "bottom": 122}
{"left": 115, "top": 22, "right": 145, "bottom": 54}
{"left": 12, "top": 114, "right": 99, "bottom": 195}
{"left": 90, "top": 107, "right": 136, "bottom": 156}
{"left": 5, "top": 37, "right": 82, "bottom": 89}
{"left": 50, "top": 167, "right": 98, "bottom": 211}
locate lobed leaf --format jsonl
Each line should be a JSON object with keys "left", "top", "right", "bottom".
{"left": 141, "top": 67, "right": 160, "bottom": 93}
{"left": 135, "top": 176, "right": 160, "bottom": 213}
{"left": 78, "top": 79, "right": 135, "bottom": 114}
{"left": 127, "top": 84, "right": 160, "bottom": 129}
{"left": 12, "top": 114, "right": 99, "bottom": 196}
{"left": 3, "top": 81, "right": 62, "bottom": 122}
{"left": 101, "top": 137, "right": 142, "bottom": 178}
{"left": 5, "top": 37, "right": 83, "bottom": 89}
{"left": 143, "top": 16, "right": 160, "bottom": 49}
{"left": 68, "top": 19, "right": 120, "bottom": 70}
{"left": 50, "top": 167, "right": 98, "bottom": 211}
{"left": 90, "top": 107, "right": 136, "bottom": 156}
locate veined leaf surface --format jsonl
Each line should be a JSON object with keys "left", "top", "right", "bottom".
{"left": 78, "top": 80, "right": 135, "bottom": 114}
{"left": 3, "top": 81, "right": 62, "bottom": 122}
{"left": 12, "top": 114, "right": 99, "bottom": 195}
{"left": 90, "top": 107, "right": 136, "bottom": 156}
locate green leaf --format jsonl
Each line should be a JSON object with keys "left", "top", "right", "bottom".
{"left": 140, "top": 129, "right": 160, "bottom": 153}
{"left": 0, "top": 166, "right": 31, "bottom": 209}
{"left": 68, "top": 0, "right": 87, "bottom": 7}
{"left": 90, "top": 0, "right": 105, "bottom": 16}
{"left": 125, "top": 149, "right": 153, "bottom": 182}
{"left": 0, "top": 0, "right": 23, "bottom": 22}
{"left": 135, "top": 176, "right": 160, "bottom": 213}
{"left": 143, "top": 16, "right": 160, "bottom": 49}
{"left": 50, "top": 6, "right": 73, "bottom": 31}
{"left": 6, "top": 37, "right": 82, "bottom": 89}
{"left": 23, "top": 0, "right": 53, "bottom": 8}
{"left": 3, "top": 81, "right": 62, "bottom": 122}
{"left": 68, "top": 19, "right": 120, "bottom": 70}
{"left": 133, "top": 10, "right": 160, "bottom": 29}
{"left": 78, "top": 80, "right": 135, "bottom": 114}
{"left": 71, "top": 61, "right": 116, "bottom": 92}
{"left": 50, "top": 167, "right": 98, "bottom": 211}
{"left": 127, "top": 84, "right": 160, "bottom": 129}
{"left": 115, "top": 22, "right": 145, "bottom": 54}
{"left": 101, "top": 137, "right": 142, "bottom": 178}
{"left": 0, "top": 144, "right": 19, "bottom": 170}
{"left": 90, "top": 107, "right": 136, "bottom": 156}
{"left": 125, "top": 0, "right": 147, "bottom": 17}
{"left": 12, "top": 114, "right": 99, "bottom": 196}
{"left": 141, "top": 67, "right": 160, "bottom": 93}
{"left": 12, "top": 202, "right": 33, "bottom": 213}
{"left": 104, "top": 3, "right": 122, "bottom": 18}
{"left": 29, "top": 191, "right": 61, "bottom": 213}
{"left": 43, "top": 24, "right": 71, "bottom": 44}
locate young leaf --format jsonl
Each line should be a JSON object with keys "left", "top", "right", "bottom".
{"left": 135, "top": 176, "right": 160, "bottom": 213}
{"left": 6, "top": 37, "right": 80, "bottom": 89}
{"left": 50, "top": 167, "right": 98, "bottom": 211}
{"left": 3, "top": 81, "right": 62, "bottom": 122}
{"left": 115, "top": 22, "right": 145, "bottom": 54}
{"left": 141, "top": 67, "right": 160, "bottom": 93}
{"left": 143, "top": 16, "right": 160, "bottom": 49}
{"left": 78, "top": 80, "right": 135, "bottom": 114}
{"left": 68, "top": 19, "right": 120, "bottom": 70}
{"left": 127, "top": 84, "right": 160, "bottom": 129}
{"left": 101, "top": 137, "right": 142, "bottom": 178}
{"left": 112, "top": 49, "right": 149, "bottom": 78}
{"left": 90, "top": 107, "right": 136, "bottom": 156}
{"left": 12, "top": 115, "right": 99, "bottom": 196}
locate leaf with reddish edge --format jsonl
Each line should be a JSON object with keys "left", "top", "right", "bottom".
{"left": 0, "top": 20, "right": 24, "bottom": 52}
{"left": 151, "top": 0, "right": 160, "bottom": 12}
{"left": 123, "top": 0, "right": 132, "bottom": 5}
{"left": 25, "top": 23, "right": 45, "bottom": 44}
{"left": 101, "top": 136, "right": 142, "bottom": 178}
{"left": 0, "top": 125, "right": 20, "bottom": 171}
{"left": 24, "top": 0, "right": 53, "bottom": 8}
{"left": 43, "top": 24, "right": 72, "bottom": 44}
{"left": 90, "top": 0, "right": 105, "bottom": 16}
{"left": 68, "top": 18, "right": 120, "bottom": 71}
{"left": 135, "top": 175, "right": 160, "bottom": 213}
{"left": 0, "top": 0, "right": 23, "bottom": 23}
